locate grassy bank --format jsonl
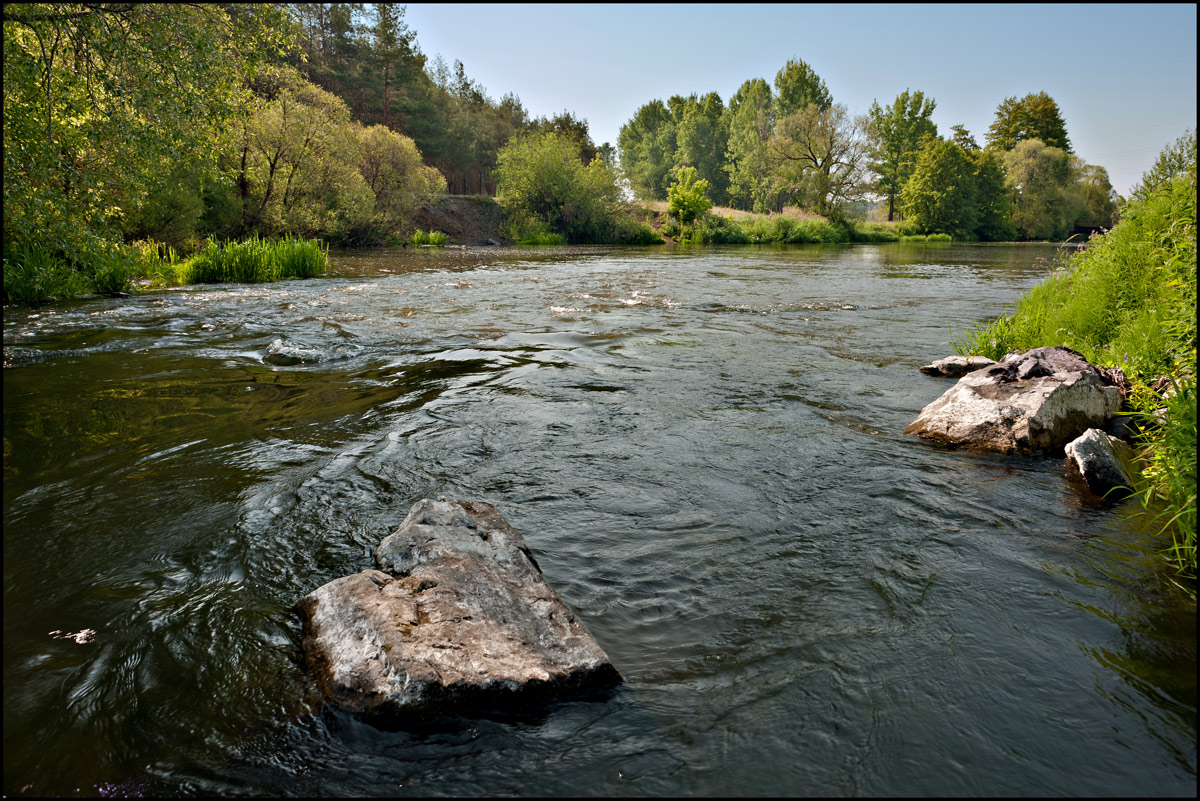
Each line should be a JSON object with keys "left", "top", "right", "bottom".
{"left": 2, "top": 235, "right": 329, "bottom": 303}
{"left": 952, "top": 169, "right": 1197, "bottom": 578}
{"left": 644, "top": 202, "right": 950, "bottom": 245}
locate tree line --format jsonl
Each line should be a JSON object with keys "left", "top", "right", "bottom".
{"left": 2, "top": 2, "right": 612, "bottom": 267}
{"left": 618, "top": 59, "right": 1118, "bottom": 240}
{"left": 0, "top": 1, "right": 1151, "bottom": 293}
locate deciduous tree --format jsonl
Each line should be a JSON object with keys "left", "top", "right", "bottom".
{"left": 866, "top": 89, "right": 937, "bottom": 221}
{"left": 722, "top": 78, "right": 775, "bottom": 212}
{"left": 985, "top": 91, "right": 1071, "bottom": 152}
{"left": 773, "top": 57, "right": 832, "bottom": 118}
{"left": 768, "top": 104, "right": 870, "bottom": 220}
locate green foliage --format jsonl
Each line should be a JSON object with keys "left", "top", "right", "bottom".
{"left": 986, "top": 91, "right": 1072, "bottom": 152}
{"left": 722, "top": 78, "right": 777, "bottom": 213}
{"left": 667, "top": 166, "right": 714, "bottom": 225}
{"left": 359, "top": 123, "right": 447, "bottom": 233}
{"left": 3, "top": 3, "right": 292, "bottom": 260}
{"left": 1002, "top": 138, "right": 1084, "bottom": 240}
{"left": 410, "top": 230, "right": 449, "bottom": 245}
{"left": 900, "top": 138, "right": 978, "bottom": 237}
{"left": 618, "top": 99, "right": 677, "bottom": 201}
{"left": 2, "top": 243, "right": 90, "bottom": 302}
{"left": 1131, "top": 373, "right": 1196, "bottom": 576}
{"left": 866, "top": 89, "right": 938, "bottom": 221}
{"left": 773, "top": 57, "right": 832, "bottom": 117}
{"left": 768, "top": 104, "right": 870, "bottom": 220}
{"left": 951, "top": 161, "right": 1196, "bottom": 575}
{"left": 187, "top": 235, "right": 329, "bottom": 284}
{"left": 672, "top": 92, "right": 730, "bottom": 206}
{"left": 495, "top": 129, "right": 638, "bottom": 244}
{"left": 675, "top": 209, "right": 851, "bottom": 245}
{"left": 1128, "top": 128, "right": 1196, "bottom": 203}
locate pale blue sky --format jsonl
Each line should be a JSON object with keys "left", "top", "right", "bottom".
{"left": 402, "top": 3, "right": 1197, "bottom": 196}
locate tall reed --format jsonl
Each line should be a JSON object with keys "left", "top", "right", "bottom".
{"left": 188, "top": 235, "right": 328, "bottom": 284}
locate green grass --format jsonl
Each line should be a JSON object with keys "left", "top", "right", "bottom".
{"left": 951, "top": 169, "right": 1197, "bottom": 577}
{"left": 410, "top": 229, "right": 449, "bottom": 246}
{"left": 186, "top": 235, "right": 328, "bottom": 284}
{"left": 2, "top": 235, "right": 329, "bottom": 303}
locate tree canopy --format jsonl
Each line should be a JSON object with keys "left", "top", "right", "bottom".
{"left": 985, "top": 91, "right": 1071, "bottom": 152}
{"left": 866, "top": 89, "right": 938, "bottom": 221}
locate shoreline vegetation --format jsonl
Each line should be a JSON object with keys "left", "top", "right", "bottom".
{"left": 952, "top": 158, "right": 1197, "bottom": 579}
{"left": 2, "top": 5, "right": 1194, "bottom": 578}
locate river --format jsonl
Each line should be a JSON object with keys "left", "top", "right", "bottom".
{"left": 3, "top": 243, "right": 1195, "bottom": 796}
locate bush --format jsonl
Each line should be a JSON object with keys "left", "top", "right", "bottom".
{"left": 667, "top": 166, "right": 713, "bottom": 225}
{"left": 495, "top": 130, "right": 640, "bottom": 244}
{"left": 411, "top": 230, "right": 449, "bottom": 246}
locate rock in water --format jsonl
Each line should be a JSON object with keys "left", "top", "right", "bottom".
{"left": 918, "top": 354, "right": 997, "bottom": 378}
{"left": 265, "top": 337, "right": 322, "bottom": 365}
{"left": 1065, "top": 428, "right": 1136, "bottom": 499}
{"left": 297, "top": 498, "right": 621, "bottom": 718}
{"left": 904, "top": 346, "right": 1122, "bottom": 453}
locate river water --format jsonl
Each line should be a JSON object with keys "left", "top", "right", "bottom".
{"left": 3, "top": 243, "right": 1195, "bottom": 797}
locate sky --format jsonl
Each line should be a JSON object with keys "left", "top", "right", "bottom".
{"left": 401, "top": 2, "right": 1197, "bottom": 198}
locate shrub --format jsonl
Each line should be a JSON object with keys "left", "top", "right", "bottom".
{"left": 667, "top": 166, "right": 713, "bottom": 225}
{"left": 411, "top": 230, "right": 449, "bottom": 246}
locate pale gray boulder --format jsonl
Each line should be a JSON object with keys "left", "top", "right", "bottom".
{"left": 919, "top": 355, "right": 997, "bottom": 378}
{"left": 1065, "top": 428, "right": 1136, "bottom": 499}
{"left": 297, "top": 498, "right": 620, "bottom": 718}
{"left": 904, "top": 347, "right": 1123, "bottom": 453}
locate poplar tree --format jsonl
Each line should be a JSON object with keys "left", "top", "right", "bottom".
{"left": 866, "top": 89, "right": 938, "bottom": 221}
{"left": 773, "top": 57, "right": 832, "bottom": 118}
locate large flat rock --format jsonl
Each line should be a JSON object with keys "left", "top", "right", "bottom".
{"left": 297, "top": 498, "right": 620, "bottom": 718}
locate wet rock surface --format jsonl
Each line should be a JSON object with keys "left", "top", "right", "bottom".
{"left": 1065, "top": 428, "right": 1136, "bottom": 499}
{"left": 297, "top": 498, "right": 620, "bottom": 719}
{"left": 905, "top": 347, "right": 1123, "bottom": 453}
{"left": 918, "top": 354, "right": 997, "bottom": 378}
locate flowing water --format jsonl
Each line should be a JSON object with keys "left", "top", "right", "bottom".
{"left": 3, "top": 243, "right": 1195, "bottom": 797}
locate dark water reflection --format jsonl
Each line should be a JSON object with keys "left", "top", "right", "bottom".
{"left": 3, "top": 243, "right": 1195, "bottom": 796}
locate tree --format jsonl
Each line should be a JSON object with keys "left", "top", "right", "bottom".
{"left": 358, "top": 123, "right": 446, "bottom": 233}
{"left": 1001, "top": 138, "right": 1083, "bottom": 240}
{"left": 367, "top": 2, "right": 424, "bottom": 130}
{"left": 985, "top": 91, "right": 1071, "bottom": 152}
{"left": 866, "top": 89, "right": 938, "bottom": 221}
{"left": 970, "top": 147, "right": 1015, "bottom": 241}
{"left": 722, "top": 78, "right": 776, "bottom": 212}
{"left": 618, "top": 99, "right": 676, "bottom": 200}
{"left": 673, "top": 92, "right": 729, "bottom": 206}
{"left": 1128, "top": 128, "right": 1196, "bottom": 203}
{"left": 238, "top": 68, "right": 374, "bottom": 239}
{"left": 773, "top": 57, "right": 832, "bottom": 118}
{"left": 495, "top": 130, "right": 623, "bottom": 243}
{"left": 667, "top": 165, "right": 712, "bottom": 225}
{"left": 768, "top": 104, "right": 870, "bottom": 220}
{"left": 531, "top": 109, "right": 598, "bottom": 165}
{"left": 1072, "top": 158, "right": 1117, "bottom": 229}
{"left": 899, "top": 138, "right": 978, "bottom": 237}
{"left": 900, "top": 129, "right": 1014, "bottom": 240}
{"left": 2, "top": 3, "right": 292, "bottom": 255}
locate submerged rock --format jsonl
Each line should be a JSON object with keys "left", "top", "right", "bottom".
{"left": 297, "top": 498, "right": 620, "bottom": 718}
{"left": 918, "top": 354, "right": 997, "bottom": 378}
{"left": 904, "top": 346, "right": 1122, "bottom": 453}
{"left": 265, "top": 337, "right": 322, "bottom": 365}
{"left": 1064, "top": 428, "right": 1136, "bottom": 499}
